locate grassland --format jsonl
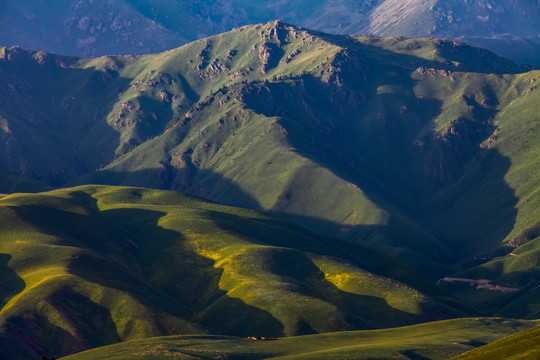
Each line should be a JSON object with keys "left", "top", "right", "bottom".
{"left": 1, "top": 21, "right": 539, "bottom": 320}
{"left": 0, "top": 185, "right": 475, "bottom": 359}
{"left": 0, "top": 21, "right": 539, "bottom": 359}
{"left": 60, "top": 318, "right": 536, "bottom": 360}
{"left": 452, "top": 323, "right": 540, "bottom": 360}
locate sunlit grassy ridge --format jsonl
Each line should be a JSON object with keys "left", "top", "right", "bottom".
{"left": 0, "top": 185, "right": 473, "bottom": 359}
{"left": 452, "top": 323, "right": 540, "bottom": 360}
{"left": 60, "top": 318, "right": 536, "bottom": 360}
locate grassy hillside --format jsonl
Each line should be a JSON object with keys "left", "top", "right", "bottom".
{"left": 0, "top": 185, "right": 473, "bottom": 360}
{"left": 1, "top": 22, "right": 539, "bottom": 318}
{"left": 452, "top": 323, "right": 540, "bottom": 360}
{"left": 60, "top": 318, "right": 536, "bottom": 360}
{"left": 0, "top": 172, "right": 52, "bottom": 194}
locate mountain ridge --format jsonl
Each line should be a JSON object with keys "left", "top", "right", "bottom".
{"left": 0, "top": 21, "right": 539, "bottom": 358}
{"left": 1, "top": 21, "right": 537, "bottom": 270}
{"left": 1, "top": 1, "right": 538, "bottom": 66}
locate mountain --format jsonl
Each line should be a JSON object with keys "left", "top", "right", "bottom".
{"left": 1, "top": 1, "right": 538, "bottom": 66}
{"left": 0, "top": 0, "right": 186, "bottom": 58}
{"left": 0, "top": 21, "right": 539, "bottom": 319}
{"left": 458, "top": 36, "right": 540, "bottom": 68}
{"left": 59, "top": 318, "right": 536, "bottom": 360}
{"left": 0, "top": 0, "right": 378, "bottom": 57}
{"left": 0, "top": 185, "right": 472, "bottom": 359}
{"left": 360, "top": 0, "right": 540, "bottom": 67}
{"left": 361, "top": 0, "right": 540, "bottom": 40}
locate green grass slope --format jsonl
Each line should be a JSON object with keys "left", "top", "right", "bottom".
{"left": 81, "top": 25, "right": 539, "bottom": 286}
{"left": 452, "top": 323, "right": 540, "bottom": 360}
{"left": 0, "top": 185, "right": 472, "bottom": 360}
{"left": 0, "top": 172, "right": 52, "bottom": 194}
{"left": 1, "top": 22, "right": 539, "bottom": 317}
{"left": 61, "top": 318, "right": 536, "bottom": 360}
{"left": 435, "top": 71, "right": 540, "bottom": 316}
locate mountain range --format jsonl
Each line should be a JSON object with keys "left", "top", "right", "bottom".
{"left": 0, "top": 17, "right": 539, "bottom": 360}
{"left": 1, "top": 0, "right": 539, "bottom": 66}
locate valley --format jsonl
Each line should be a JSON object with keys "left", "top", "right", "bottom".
{"left": 0, "top": 19, "right": 538, "bottom": 360}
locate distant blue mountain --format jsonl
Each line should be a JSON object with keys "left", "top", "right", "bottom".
{"left": 1, "top": 0, "right": 538, "bottom": 65}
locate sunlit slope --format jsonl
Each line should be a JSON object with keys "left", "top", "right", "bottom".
{"left": 1, "top": 22, "right": 539, "bottom": 315}
{"left": 81, "top": 27, "right": 538, "bottom": 272}
{"left": 61, "top": 318, "right": 536, "bottom": 360}
{"left": 452, "top": 323, "right": 540, "bottom": 360}
{"left": 0, "top": 188, "right": 204, "bottom": 359}
{"left": 0, "top": 185, "right": 471, "bottom": 359}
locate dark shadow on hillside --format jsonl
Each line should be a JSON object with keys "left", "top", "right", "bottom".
{"left": 11, "top": 193, "right": 139, "bottom": 267}
{"left": 400, "top": 350, "right": 433, "bottom": 360}
{"left": 316, "top": 32, "right": 528, "bottom": 74}
{"left": 47, "top": 287, "right": 122, "bottom": 347}
{"left": 180, "top": 73, "right": 200, "bottom": 100}
{"left": 71, "top": 166, "right": 452, "bottom": 274}
{"left": 4, "top": 198, "right": 284, "bottom": 357}
{"left": 497, "top": 276, "right": 540, "bottom": 319}
{"left": 0, "top": 312, "right": 94, "bottom": 360}
{"left": 98, "top": 206, "right": 283, "bottom": 338}
{"left": 73, "top": 167, "right": 263, "bottom": 211}
{"left": 205, "top": 210, "right": 479, "bottom": 318}
{"left": 426, "top": 149, "right": 519, "bottom": 255}
{"left": 0, "top": 254, "right": 25, "bottom": 310}
{"left": 442, "top": 269, "right": 540, "bottom": 318}
{"left": 14, "top": 193, "right": 282, "bottom": 334}
{"left": 0, "top": 172, "right": 53, "bottom": 194}
{"left": 208, "top": 236, "right": 470, "bottom": 331}
{"left": 241, "top": 58, "right": 518, "bottom": 261}
{"left": 0, "top": 48, "right": 133, "bottom": 186}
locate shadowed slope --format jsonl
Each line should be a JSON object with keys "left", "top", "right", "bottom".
{"left": 0, "top": 21, "right": 538, "bottom": 318}
{"left": 0, "top": 185, "right": 473, "bottom": 359}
